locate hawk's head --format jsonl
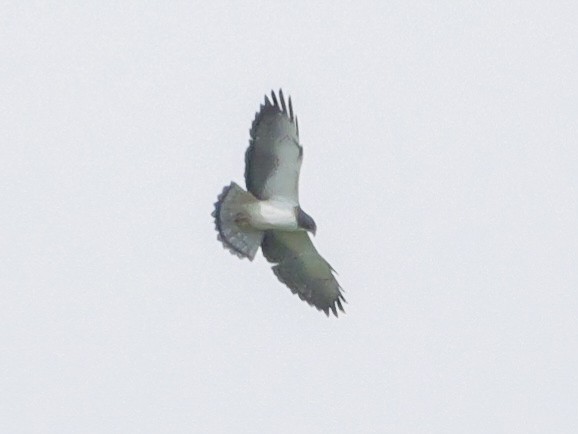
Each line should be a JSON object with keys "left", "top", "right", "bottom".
{"left": 297, "top": 208, "right": 317, "bottom": 236}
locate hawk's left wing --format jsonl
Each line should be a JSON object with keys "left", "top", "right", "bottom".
{"left": 244, "top": 90, "right": 302, "bottom": 204}
{"left": 262, "top": 231, "right": 345, "bottom": 316}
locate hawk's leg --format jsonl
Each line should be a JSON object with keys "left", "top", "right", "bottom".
{"left": 234, "top": 212, "right": 250, "bottom": 228}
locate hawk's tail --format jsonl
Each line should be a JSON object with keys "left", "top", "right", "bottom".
{"left": 212, "top": 182, "right": 264, "bottom": 261}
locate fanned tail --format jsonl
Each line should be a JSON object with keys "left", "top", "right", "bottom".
{"left": 212, "top": 182, "right": 264, "bottom": 261}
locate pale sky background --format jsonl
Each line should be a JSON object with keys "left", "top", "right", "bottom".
{"left": 1, "top": 1, "right": 577, "bottom": 433}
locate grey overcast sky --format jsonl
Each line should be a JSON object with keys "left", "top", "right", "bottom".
{"left": 1, "top": 1, "right": 577, "bottom": 433}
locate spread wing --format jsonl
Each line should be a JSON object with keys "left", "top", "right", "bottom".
{"left": 245, "top": 89, "right": 302, "bottom": 204}
{"left": 262, "top": 231, "right": 346, "bottom": 316}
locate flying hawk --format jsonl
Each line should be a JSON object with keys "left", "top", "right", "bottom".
{"left": 212, "top": 90, "right": 345, "bottom": 316}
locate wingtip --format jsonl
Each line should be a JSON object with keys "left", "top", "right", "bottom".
{"left": 330, "top": 304, "right": 337, "bottom": 317}
{"left": 279, "top": 89, "right": 287, "bottom": 114}
{"left": 288, "top": 96, "right": 294, "bottom": 120}
{"left": 336, "top": 297, "right": 345, "bottom": 313}
{"left": 270, "top": 90, "right": 278, "bottom": 107}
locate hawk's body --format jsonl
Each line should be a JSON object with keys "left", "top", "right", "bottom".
{"left": 213, "top": 90, "right": 345, "bottom": 316}
{"left": 246, "top": 199, "right": 299, "bottom": 231}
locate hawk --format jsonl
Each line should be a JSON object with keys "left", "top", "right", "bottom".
{"left": 212, "top": 90, "right": 345, "bottom": 316}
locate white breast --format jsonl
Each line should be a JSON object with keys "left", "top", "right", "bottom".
{"left": 247, "top": 200, "right": 298, "bottom": 231}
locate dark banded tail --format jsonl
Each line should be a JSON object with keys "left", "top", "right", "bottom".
{"left": 212, "top": 182, "right": 264, "bottom": 261}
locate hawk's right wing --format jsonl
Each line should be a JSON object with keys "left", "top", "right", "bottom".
{"left": 262, "top": 231, "right": 345, "bottom": 316}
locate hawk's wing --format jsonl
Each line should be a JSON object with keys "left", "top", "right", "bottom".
{"left": 245, "top": 89, "right": 302, "bottom": 203}
{"left": 262, "top": 231, "right": 346, "bottom": 316}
